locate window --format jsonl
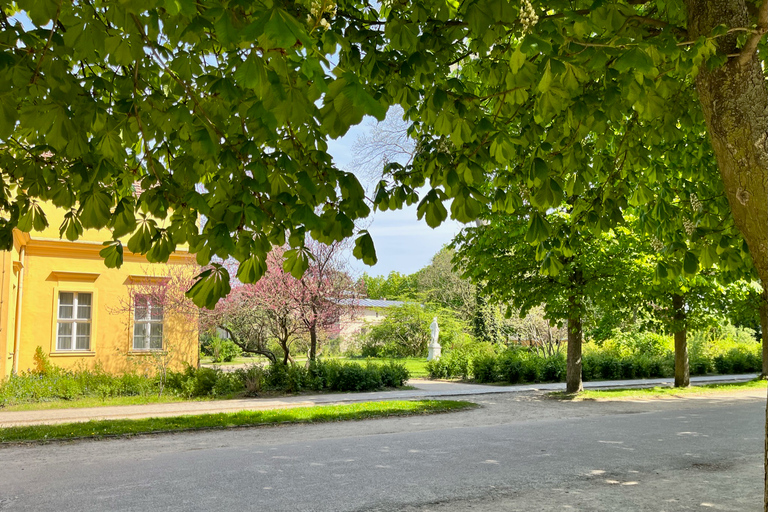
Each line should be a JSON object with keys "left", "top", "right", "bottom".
{"left": 133, "top": 295, "right": 163, "bottom": 350}
{"left": 57, "top": 292, "right": 92, "bottom": 351}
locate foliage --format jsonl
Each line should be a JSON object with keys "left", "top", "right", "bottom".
{"left": 32, "top": 346, "right": 53, "bottom": 376}
{"left": 203, "top": 243, "right": 358, "bottom": 363}
{"left": 206, "top": 337, "right": 243, "bottom": 363}
{"left": 360, "top": 303, "right": 472, "bottom": 358}
{"left": 0, "top": 364, "right": 158, "bottom": 408}
{"left": 0, "top": 1, "right": 384, "bottom": 308}
{"left": 426, "top": 328, "right": 761, "bottom": 384}
{"left": 416, "top": 247, "right": 476, "bottom": 321}
{"left": 361, "top": 271, "right": 419, "bottom": 301}
{"left": 166, "top": 359, "right": 410, "bottom": 398}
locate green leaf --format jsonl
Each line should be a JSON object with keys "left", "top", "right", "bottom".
{"left": 110, "top": 199, "right": 137, "bottom": 239}
{"left": 236, "top": 256, "right": 267, "bottom": 284}
{"left": 683, "top": 250, "right": 699, "bottom": 275}
{"left": 525, "top": 212, "right": 551, "bottom": 244}
{"left": 353, "top": 231, "right": 378, "bottom": 265}
{"left": 186, "top": 264, "right": 232, "bottom": 309}
{"left": 416, "top": 190, "right": 448, "bottom": 228}
{"left": 59, "top": 211, "right": 84, "bottom": 241}
{"left": 17, "top": 203, "right": 48, "bottom": 233}
{"left": 79, "top": 191, "right": 113, "bottom": 229}
{"left": 127, "top": 218, "right": 158, "bottom": 254}
{"left": 283, "top": 248, "right": 309, "bottom": 278}
{"left": 100, "top": 241, "right": 124, "bottom": 268}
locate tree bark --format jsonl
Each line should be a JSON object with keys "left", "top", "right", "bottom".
{"left": 685, "top": 5, "right": 768, "bottom": 505}
{"left": 686, "top": 0, "right": 768, "bottom": 288}
{"left": 566, "top": 290, "right": 583, "bottom": 393}
{"left": 761, "top": 288, "right": 768, "bottom": 378}
{"left": 309, "top": 325, "right": 318, "bottom": 361}
{"left": 672, "top": 294, "right": 689, "bottom": 388}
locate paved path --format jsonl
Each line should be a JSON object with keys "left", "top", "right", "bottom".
{"left": 0, "top": 373, "right": 758, "bottom": 427}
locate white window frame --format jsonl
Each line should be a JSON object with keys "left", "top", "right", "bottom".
{"left": 56, "top": 292, "right": 92, "bottom": 351}
{"left": 133, "top": 294, "right": 164, "bottom": 351}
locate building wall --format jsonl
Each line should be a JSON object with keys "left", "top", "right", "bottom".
{"left": 3, "top": 236, "right": 197, "bottom": 377}
{"left": 1, "top": 234, "right": 23, "bottom": 380}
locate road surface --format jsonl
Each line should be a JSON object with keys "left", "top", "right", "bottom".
{"left": 0, "top": 390, "right": 763, "bottom": 511}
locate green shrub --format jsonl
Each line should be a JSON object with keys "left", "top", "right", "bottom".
{"left": 497, "top": 351, "right": 524, "bottom": 383}
{"left": 541, "top": 354, "right": 566, "bottom": 382}
{"left": 207, "top": 337, "right": 242, "bottom": 363}
{"left": 378, "top": 361, "right": 410, "bottom": 388}
{"left": 472, "top": 354, "right": 498, "bottom": 383}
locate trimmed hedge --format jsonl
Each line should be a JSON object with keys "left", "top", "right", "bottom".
{"left": 427, "top": 340, "right": 761, "bottom": 384}
{"left": 0, "top": 360, "right": 411, "bottom": 407}
{"left": 166, "top": 360, "right": 410, "bottom": 397}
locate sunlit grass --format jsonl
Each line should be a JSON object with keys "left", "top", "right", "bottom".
{"left": 1, "top": 394, "right": 214, "bottom": 412}
{"left": 550, "top": 379, "right": 767, "bottom": 401}
{"left": 0, "top": 400, "right": 476, "bottom": 443}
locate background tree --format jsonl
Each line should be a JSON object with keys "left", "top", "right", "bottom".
{"left": 203, "top": 285, "right": 278, "bottom": 364}
{"left": 454, "top": 212, "right": 645, "bottom": 393}
{"left": 416, "top": 247, "right": 476, "bottom": 321}
{"left": 288, "top": 239, "right": 360, "bottom": 360}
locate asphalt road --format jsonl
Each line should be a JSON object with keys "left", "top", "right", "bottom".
{"left": 0, "top": 391, "right": 764, "bottom": 511}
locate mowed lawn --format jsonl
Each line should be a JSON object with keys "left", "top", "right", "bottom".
{"left": 200, "top": 356, "right": 430, "bottom": 378}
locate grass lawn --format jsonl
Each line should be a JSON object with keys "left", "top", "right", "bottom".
{"left": 0, "top": 394, "right": 218, "bottom": 413}
{"left": 550, "top": 379, "right": 767, "bottom": 401}
{"left": 200, "top": 356, "right": 430, "bottom": 378}
{"left": 341, "top": 357, "right": 430, "bottom": 378}
{"left": 0, "top": 400, "right": 476, "bottom": 444}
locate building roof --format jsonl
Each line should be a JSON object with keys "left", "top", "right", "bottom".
{"left": 334, "top": 298, "right": 407, "bottom": 308}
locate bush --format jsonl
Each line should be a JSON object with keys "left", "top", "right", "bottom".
{"left": 378, "top": 361, "right": 410, "bottom": 388}
{"left": 472, "top": 355, "right": 498, "bottom": 383}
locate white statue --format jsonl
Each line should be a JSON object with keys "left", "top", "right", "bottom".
{"left": 428, "top": 317, "right": 441, "bottom": 361}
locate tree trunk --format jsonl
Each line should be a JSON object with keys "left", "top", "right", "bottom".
{"left": 672, "top": 294, "right": 689, "bottom": 388}
{"left": 309, "top": 325, "right": 318, "bottom": 361}
{"left": 686, "top": 0, "right": 768, "bottom": 288}
{"left": 566, "top": 287, "right": 583, "bottom": 393}
{"left": 761, "top": 288, "right": 768, "bottom": 378}
{"left": 566, "top": 314, "right": 583, "bottom": 393}
{"left": 684, "top": 4, "right": 768, "bottom": 507}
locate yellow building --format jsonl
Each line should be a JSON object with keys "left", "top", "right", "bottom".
{"left": 0, "top": 204, "right": 199, "bottom": 379}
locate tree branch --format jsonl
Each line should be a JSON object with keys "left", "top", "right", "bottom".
{"left": 738, "top": 0, "right": 768, "bottom": 67}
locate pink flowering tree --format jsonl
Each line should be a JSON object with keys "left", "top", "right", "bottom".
{"left": 203, "top": 243, "right": 361, "bottom": 364}
{"left": 289, "top": 240, "right": 362, "bottom": 360}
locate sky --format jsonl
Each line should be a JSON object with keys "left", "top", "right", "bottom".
{"left": 326, "top": 120, "right": 465, "bottom": 279}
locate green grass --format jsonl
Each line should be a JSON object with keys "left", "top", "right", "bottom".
{"left": 0, "top": 394, "right": 213, "bottom": 412}
{"left": 550, "top": 379, "right": 767, "bottom": 401}
{"left": 0, "top": 400, "right": 476, "bottom": 444}
{"left": 343, "top": 357, "right": 429, "bottom": 378}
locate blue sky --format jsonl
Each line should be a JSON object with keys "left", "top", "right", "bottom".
{"left": 327, "top": 123, "right": 464, "bottom": 278}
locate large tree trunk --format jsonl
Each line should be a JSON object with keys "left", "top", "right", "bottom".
{"left": 685, "top": 4, "right": 768, "bottom": 507}
{"left": 686, "top": 0, "right": 768, "bottom": 287}
{"left": 672, "top": 294, "right": 689, "bottom": 388}
{"left": 761, "top": 288, "right": 768, "bottom": 378}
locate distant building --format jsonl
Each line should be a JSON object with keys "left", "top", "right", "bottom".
{"left": 331, "top": 298, "right": 406, "bottom": 346}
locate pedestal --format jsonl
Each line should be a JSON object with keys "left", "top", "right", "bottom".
{"left": 427, "top": 343, "right": 442, "bottom": 361}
